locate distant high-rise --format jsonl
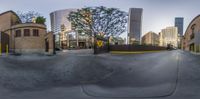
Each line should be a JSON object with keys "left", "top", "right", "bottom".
{"left": 128, "top": 8, "right": 143, "bottom": 44}
{"left": 159, "top": 26, "right": 178, "bottom": 48}
{"left": 175, "top": 17, "right": 184, "bottom": 36}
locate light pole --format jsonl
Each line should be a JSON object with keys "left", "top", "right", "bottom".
{"left": 93, "top": 31, "right": 97, "bottom": 54}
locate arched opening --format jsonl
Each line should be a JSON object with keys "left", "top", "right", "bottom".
{"left": 0, "top": 32, "right": 9, "bottom": 53}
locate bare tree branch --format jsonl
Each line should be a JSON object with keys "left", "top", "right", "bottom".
{"left": 68, "top": 6, "right": 128, "bottom": 38}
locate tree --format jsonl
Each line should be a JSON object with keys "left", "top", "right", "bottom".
{"left": 36, "top": 16, "right": 46, "bottom": 24}
{"left": 68, "top": 6, "right": 128, "bottom": 37}
{"left": 17, "top": 11, "right": 41, "bottom": 23}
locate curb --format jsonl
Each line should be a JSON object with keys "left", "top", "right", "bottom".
{"left": 110, "top": 50, "right": 165, "bottom": 54}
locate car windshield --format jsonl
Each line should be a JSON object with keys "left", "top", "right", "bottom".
{"left": 0, "top": 0, "right": 200, "bottom": 99}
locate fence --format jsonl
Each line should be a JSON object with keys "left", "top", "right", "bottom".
{"left": 110, "top": 44, "right": 167, "bottom": 51}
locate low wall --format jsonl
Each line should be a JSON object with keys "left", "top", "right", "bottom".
{"left": 15, "top": 49, "right": 45, "bottom": 54}
{"left": 110, "top": 45, "right": 167, "bottom": 51}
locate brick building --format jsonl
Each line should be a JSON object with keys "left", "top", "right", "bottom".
{"left": 183, "top": 15, "right": 200, "bottom": 53}
{"left": 0, "top": 10, "right": 55, "bottom": 55}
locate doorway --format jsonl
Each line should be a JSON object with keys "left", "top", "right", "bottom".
{"left": 190, "top": 43, "right": 195, "bottom": 52}
{"left": 45, "top": 38, "right": 49, "bottom": 52}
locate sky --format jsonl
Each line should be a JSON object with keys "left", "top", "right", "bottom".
{"left": 1, "top": 0, "right": 200, "bottom": 38}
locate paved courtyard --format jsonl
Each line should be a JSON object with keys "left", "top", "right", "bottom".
{"left": 0, "top": 50, "right": 199, "bottom": 99}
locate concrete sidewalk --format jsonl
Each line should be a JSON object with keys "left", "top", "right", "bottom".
{"left": 110, "top": 50, "right": 166, "bottom": 54}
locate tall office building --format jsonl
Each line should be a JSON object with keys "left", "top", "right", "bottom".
{"left": 50, "top": 9, "right": 77, "bottom": 48}
{"left": 50, "top": 9, "right": 77, "bottom": 34}
{"left": 159, "top": 27, "right": 178, "bottom": 48}
{"left": 50, "top": 9, "right": 92, "bottom": 49}
{"left": 175, "top": 17, "right": 184, "bottom": 48}
{"left": 128, "top": 8, "right": 143, "bottom": 44}
{"left": 175, "top": 17, "right": 184, "bottom": 36}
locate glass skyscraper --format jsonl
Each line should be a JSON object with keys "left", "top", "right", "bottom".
{"left": 175, "top": 17, "right": 184, "bottom": 36}
{"left": 128, "top": 8, "right": 143, "bottom": 44}
{"left": 50, "top": 9, "right": 77, "bottom": 48}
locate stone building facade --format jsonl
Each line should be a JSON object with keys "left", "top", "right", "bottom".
{"left": 0, "top": 10, "right": 55, "bottom": 55}
{"left": 142, "top": 31, "right": 159, "bottom": 46}
{"left": 183, "top": 15, "right": 200, "bottom": 53}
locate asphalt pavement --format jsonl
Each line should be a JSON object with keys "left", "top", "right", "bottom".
{"left": 0, "top": 50, "right": 199, "bottom": 99}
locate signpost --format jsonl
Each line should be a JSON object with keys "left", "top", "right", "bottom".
{"left": 93, "top": 34, "right": 109, "bottom": 54}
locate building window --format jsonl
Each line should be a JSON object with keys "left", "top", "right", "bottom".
{"left": 15, "top": 30, "right": 21, "bottom": 37}
{"left": 190, "top": 24, "right": 196, "bottom": 40}
{"left": 33, "top": 29, "right": 39, "bottom": 36}
{"left": 24, "top": 29, "right": 30, "bottom": 36}
{"left": 190, "top": 33, "right": 195, "bottom": 40}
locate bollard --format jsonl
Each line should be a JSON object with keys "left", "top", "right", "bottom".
{"left": 0, "top": 43, "right": 1, "bottom": 56}
{"left": 6, "top": 44, "right": 8, "bottom": 56}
